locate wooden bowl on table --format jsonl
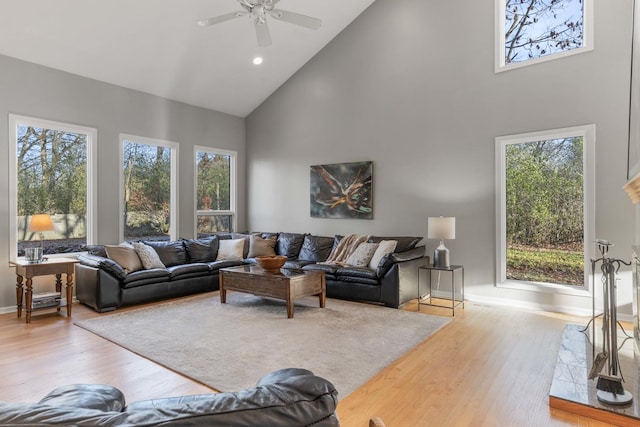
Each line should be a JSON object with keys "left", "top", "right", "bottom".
{"left": 255, "top": 255, "right": 287, "bottom": 272}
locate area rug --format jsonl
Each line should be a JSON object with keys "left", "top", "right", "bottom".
{"left": 74, "top": 292, "right": 450, "bottom": 399}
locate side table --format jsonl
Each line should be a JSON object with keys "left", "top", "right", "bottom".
{"left": 418, "top": 264, "right": 464, "bottom": 316}
{"left": 10, "top": 257, "right": 79, "bottom": 323}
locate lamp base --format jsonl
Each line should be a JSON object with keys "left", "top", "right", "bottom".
{"left": 433, "top": 241, "right": 450, "bottom": 268}
{"left": 25, "top": 247, "right": 43, "bottom": 263}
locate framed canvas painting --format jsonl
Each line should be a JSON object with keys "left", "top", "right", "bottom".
{"left": 310, "top": 161, "right": 373, "bottom": 219}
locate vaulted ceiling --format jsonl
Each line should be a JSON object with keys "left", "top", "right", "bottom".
{"left": 0, "top": 0, "right": 375, "bottom": 117}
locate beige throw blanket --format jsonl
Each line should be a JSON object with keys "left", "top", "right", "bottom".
{"left": 321, "top": 234, "right": 370, "bottom": 266}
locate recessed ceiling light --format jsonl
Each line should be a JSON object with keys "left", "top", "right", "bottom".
{"left": 253, "top": 57, "right": 263, "bottom": 65}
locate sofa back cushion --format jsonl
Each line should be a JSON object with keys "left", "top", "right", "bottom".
{"left": 298, "top": 235, "right": 335, "bottom": 262}
{"left": 143, "top": 240, "right": 187, "bottom": 267}
{"left": 276, "top": 232, "right": 306, "bottom": 259}
{"left": 183, "top": 236, "right": 219, "bottom": 263}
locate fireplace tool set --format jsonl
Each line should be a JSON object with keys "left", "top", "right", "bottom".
{"left": 584, "top": 239, "right": 633, "bottom": 405}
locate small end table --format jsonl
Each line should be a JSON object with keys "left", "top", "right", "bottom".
{"left": 418, "top": 264, "right": 464, "bottom": 316}
{"left": 10, "top": 257, "right": 79, "bottom": 323}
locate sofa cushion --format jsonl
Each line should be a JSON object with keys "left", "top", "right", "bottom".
{"left": 217, "top": 238, "right": 245, "bottom": 261}
{"left": 143, "top": 240, "right": 187, "bottom": 267}
{"left": 167, "top": 263, "right": 211, "bottom": 279}
{"left": 105, "top": 244, "right": 143, "bottom": 274}
{"left": 302, "top": 263, "right": 338, "bottom": 279}
{"left": 132, "top": 242, "right": 166, "bottom": 270}
{"left": 248, "top": 234, "right": 277, "bottom": 258}
{"left": 276, "top": 232, "right": 306, "bottom": 259}
{"left": 345, "top": 242, "right": 379, "bottom": 267}
{"left": 121, "top": 268, "right": 171, "bottom": 288}
{"left": 184, "top": 237, "right": 219, "bottom": 263}
{"left": 369, "top": 236, "right": 422, "bottom": 253}
{"left": 369, "top": 240, "right": 398, "bottom": 268}
{"left": 336, "top": 266, "right": 378, "bottom": 280}
{"left": 207, "top": 259, "right": 246, "bottom": 272}
{"left": 334, "top": 275, "right": 379, "bottom": 286}
{"left": 298, "top": 235, "right": 334, "bottom": 262}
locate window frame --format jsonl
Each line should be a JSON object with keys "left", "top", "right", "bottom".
{"left": 119, "top": 134, "right": 179, "bottom": 242}
{"left": 495, "top": 0, "right": 594, "bottom": 73}
{"left": 194, "top": 145, "right": 237, "bottom": 236}
{"left": 9, "top": 114, "right": 97, "bottom": 261}
{"left": 495, "top": 124, "right": 595, "bottom": 296}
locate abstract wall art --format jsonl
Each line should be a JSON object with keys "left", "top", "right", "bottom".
{"left": 310, "top": 161, "right": 373, "bottom": 219}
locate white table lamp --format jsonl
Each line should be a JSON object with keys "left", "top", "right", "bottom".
{"left": 428, "top": 216, "right": 455, "bottom": 268}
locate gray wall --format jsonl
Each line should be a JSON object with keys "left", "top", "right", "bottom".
{"left": 246, "top": 0, "right": 636, "bottom": 314}
{"left": 0, "top": 54, "right": 246, "bottom": 311}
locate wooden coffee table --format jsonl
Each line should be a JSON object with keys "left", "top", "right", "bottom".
{"left": 219, "top": 265, "right": 325, "bottom": 318}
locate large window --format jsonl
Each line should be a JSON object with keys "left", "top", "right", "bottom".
{"left": 9, "top": 115, "right": 97, "bottom": 260}
{"left": 195, "top": 146, "right": 236, "bottom": 235}
{"left": 496, "top": 0, "right": 593, "bottom": 71}
{"left": 120, "top": 135, "right": 178, "bottom": 241}
{"left": 496, "top": 124, "right": 594, "bottom": 293}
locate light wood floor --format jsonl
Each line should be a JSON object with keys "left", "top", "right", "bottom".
{"left": 0, "top": 296, "right": 619, "bottom": 427}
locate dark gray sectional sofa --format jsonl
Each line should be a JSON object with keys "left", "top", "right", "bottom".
{"left": 75, "top": 232, "right": 427, "bottom": 312}
{"left": 0, "top": 368, "right": 339, "bottom": 426}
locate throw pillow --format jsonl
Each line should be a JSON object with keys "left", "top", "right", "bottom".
{"left": 247, "top": 234, "right": 277, "bottom": 258}
{"left": 369, "top": 240, "right": 398, "bottom": 268}
{"left": 104, "top": 243, "right": 143, "bottom": 273}
{"left": 216, "top": 238, "right": 245, "bottom": 261}
{"left": 132, "top": 242, "right": 166, "bottom": 269}
{"left": 183, "top": 236, "right": 218, "bottom": 263}
{"left": 346, "top": 242, "right": 379, "bottom": 268}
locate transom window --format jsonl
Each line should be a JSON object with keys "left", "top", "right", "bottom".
{"left": 120, "top": 135, "right": 178, "bottom": 242}
{"left": 9, "top": 115, "right": 97, "bottom": 260}
{"left": 195, "top": 146, "right": 237, "bottom": 235}
{"left": 496, "top": 0, "right": 593, "bottom": 71}
{"left": 495, "top": 124, "right": 595, "bottom": 294}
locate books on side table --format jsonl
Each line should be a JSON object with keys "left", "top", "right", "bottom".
{"left": 29, "top": 292, "right": 61, "bottom": 310}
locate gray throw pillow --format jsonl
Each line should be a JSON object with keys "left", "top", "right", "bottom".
{"left": 132, "top": 242, "right": 166, "bottom": 269}
{"left": 346, "top": 242, "right": 379, "bottom": 267}
{"left": 248, "top": 235, "right": 277, "bottom": 258}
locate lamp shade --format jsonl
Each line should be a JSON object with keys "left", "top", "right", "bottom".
{"left": 428, "top": 216, "right": 455, "bottom": 240}
{"left": 27, "top": 214, "right": 55, "bottom": 233}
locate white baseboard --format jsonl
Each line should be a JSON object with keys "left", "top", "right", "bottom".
{"left": 463, "top": 292, "right": 633, "bottom": 323}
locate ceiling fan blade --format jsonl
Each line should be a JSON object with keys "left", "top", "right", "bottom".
{"left": 254, "top": 18, "right": 272, "bottom": 47}
{"left": 197, "top": 11, "right": 246, "bottom": 27}
{"left": 269, "top": 9, "right": 321, "bottom": 30}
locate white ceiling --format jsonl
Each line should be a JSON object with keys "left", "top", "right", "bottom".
{"left": 0, "top": 0, "right": 375, "bottom": 117}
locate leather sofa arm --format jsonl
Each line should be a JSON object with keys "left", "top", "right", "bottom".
{"left": 390, "top": 246, "right": 426, "bottom": 262}
{"left": 377, "top": 246, "right": 426, "bottom": 277}
{"left": 77, "top": 253, "right": 127, "bottom": 281}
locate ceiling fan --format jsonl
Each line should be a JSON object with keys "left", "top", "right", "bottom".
{"left": 197, "top": 0, "right": 322, "bottom": 47}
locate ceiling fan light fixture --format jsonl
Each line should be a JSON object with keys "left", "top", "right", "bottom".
{"left": 197, "top": 0, "right": 322, "bottom": 47}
